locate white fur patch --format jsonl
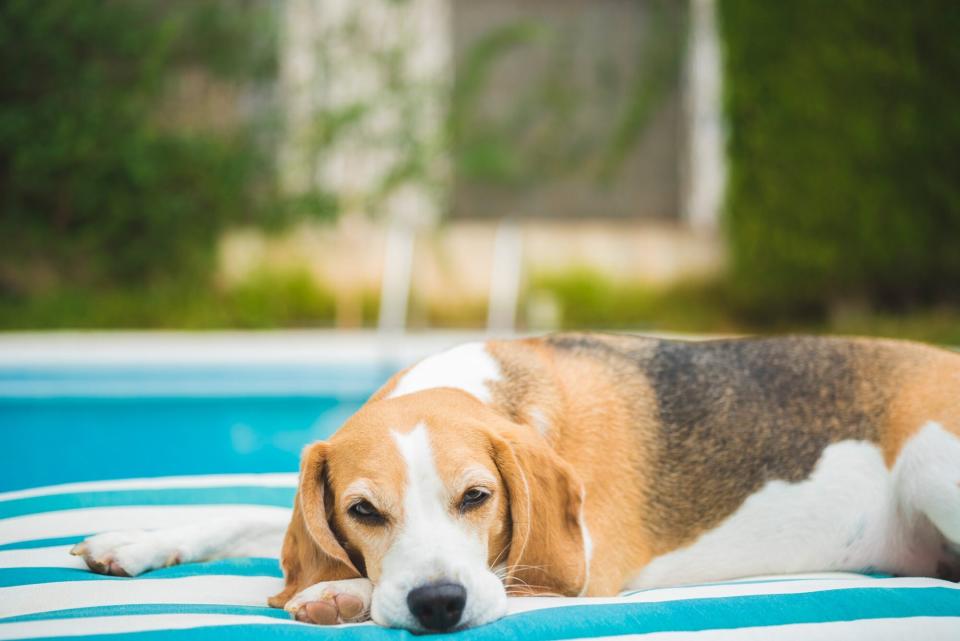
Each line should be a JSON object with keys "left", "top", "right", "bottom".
{"left": 628, "top": 435, "right": 956, "bottom": 589}
{"left": 528, "top": 408, "right": 550, "bottom": 436}
{"left": 370, "top": 423, "right": 506, "bottom": 631}
{"left": 578, "top": 486, "right": 593, "bottom": 596}
{"left": 894, "top": 421, "right": 960, "bottom": 545}
{"left": 388, "top": 342, "right": 501, "bottom": 403}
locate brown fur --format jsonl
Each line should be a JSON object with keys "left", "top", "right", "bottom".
{"left": 882, "top": 341, "right": 960, "bottom": 463}
{"left": 267, "top": 442, "right": 361, "bottom": 608}
{"left": 272, "top": 333, "right": 960, "bottom": 607}
{"left": 488, "top": 422, "right": 587, "bottom": 595}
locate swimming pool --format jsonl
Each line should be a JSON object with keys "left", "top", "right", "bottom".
{"left": 0, "top": 332, "right": 474, "bottom": 492}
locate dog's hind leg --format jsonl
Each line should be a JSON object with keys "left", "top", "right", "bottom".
{"left": 895, "top": 420, "right": 960, "bottom": 578}
{"left": 70, "top": 511, "right": 289, "bottom": 576}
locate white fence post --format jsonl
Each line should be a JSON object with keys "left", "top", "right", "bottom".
{"left": 684, "top": 0, "right": 727, "bottom": 232}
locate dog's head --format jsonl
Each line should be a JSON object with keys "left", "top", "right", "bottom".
{"left": 270, "top": 388, "right": 589, "bottom": 632}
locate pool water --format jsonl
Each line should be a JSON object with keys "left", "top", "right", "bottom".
{"left": 0, "top": 364, "right": 395, "bottom": 492}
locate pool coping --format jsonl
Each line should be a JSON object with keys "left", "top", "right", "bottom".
{"left": 0, "top": 330, "right": 496, "bottom": 366}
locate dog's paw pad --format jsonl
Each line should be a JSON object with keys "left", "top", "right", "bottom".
{"left": 333, "top": 594, "right": 364, "bottom": 620}
{"left": 75, "top": 552, "right": 130, "bottom": 577}
{"left": 285, "top": 578, "right": 373, "bottom": 625}
{"left": 295, "top": 600, "right": 339, "bottom": 625}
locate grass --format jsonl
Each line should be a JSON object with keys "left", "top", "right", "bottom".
{"left": 0, "top": 270, "right": 374, "bottom": 330}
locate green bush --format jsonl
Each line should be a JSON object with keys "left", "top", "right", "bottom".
{"left": 0, "top": 1, "right": 290, "bottom": 300}
{"left": 225, "top": 271, "right": 338, "bottom": 329}
{"left": 719, "top": 1, "right": 960, "bottom": 320}
{"left": 524, "top": 269, "right": 960, "bottom": 344}
{"left": 526, "top": 269, "right": 737, "bottom": 332}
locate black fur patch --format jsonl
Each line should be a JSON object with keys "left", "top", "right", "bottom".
{"left": 546, "top": 334, "right": 893, "bottom": 547}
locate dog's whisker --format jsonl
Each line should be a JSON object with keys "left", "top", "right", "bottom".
{"left": 505, "top": 586, "right": 563, "bottom": 597}
{"left": 502, "top": 576, "right": 554, "bottom": 592}
{"left": 489, "top": 546, "right": 511, "bottom": 570}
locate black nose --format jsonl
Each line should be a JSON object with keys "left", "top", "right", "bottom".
{"left": 406, "top": 582, "right": 467, "bottom": 631}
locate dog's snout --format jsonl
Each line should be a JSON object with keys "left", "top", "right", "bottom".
{"left": 406, "top": 582, "right": 467, "bottom": 631}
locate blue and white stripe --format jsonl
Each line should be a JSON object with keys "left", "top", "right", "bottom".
{"left": 2, "top": 475, "right": 959, "bottom": 640}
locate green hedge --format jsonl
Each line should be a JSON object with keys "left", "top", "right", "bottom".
{"left": 0, "top": 1, "right": 288, "bottom": 301}
{"left": 719, "top": 1, "right": 960, "bottom": 320}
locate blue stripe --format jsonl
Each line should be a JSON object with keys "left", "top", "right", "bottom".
{"left": 0, "top": 535, "right": 87, "bottom": 551}
{"left": 0, "top": 558, "right": 281, "bottom": 587}
{"left": 7, "top": 587, "right": 960, "bottom": 641}
{"left": 0, "top": 605, "right": 290, "bottom": 624}
{"left": 0, "top": 487, "right": 296, "bottom": 519}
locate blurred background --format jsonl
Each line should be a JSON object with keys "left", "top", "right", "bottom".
{"left": 2, "top": 0, "right": 959, "bottom": 341}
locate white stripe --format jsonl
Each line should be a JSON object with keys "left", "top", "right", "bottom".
{"left": 504, "top": 575, "right": 960, "bottom": 617}
{"left": 617, "top": 571, "right": 871, "bottom": 595}
{"left": 0, "top": 575, "right": 284, "bottom": 618}
{"left": 0, "top": 505, "right": 291, "bottom": 546}
{"left": 0, "top": 545, "right": 87, "bottom": 569}
{"left": 0, "top": 614, "right": 301, "bottom": 640}
{"left": 564, "top": 617, "right": 960, "bottom": 641}
{"left": 0, "top": 474, "right": 298, "bottom": 503}
{"left": 627, "top": 571, "right": 869, "bottom": 586}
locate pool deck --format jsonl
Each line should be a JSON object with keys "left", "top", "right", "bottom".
{"left": 0, "top": 330, "right": 496, "bottom": 366}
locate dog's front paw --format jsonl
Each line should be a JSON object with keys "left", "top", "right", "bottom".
{"left": 285, "top": 578, "right": 374, "bottom": 625}
{"left": 70, "top": 530, "right": 179, "bottom": 577}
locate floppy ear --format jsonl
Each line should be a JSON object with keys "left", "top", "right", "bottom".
{"left": 490, "top": 426, "right": 588, "bottom": 596}
{"left": 267, "top": 441, "right": 361, "bottom": 609}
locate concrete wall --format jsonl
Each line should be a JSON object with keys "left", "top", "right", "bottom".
{"left": 450, "top": 0, "right": 686, "bottom": 220}
{"left": 250, "top": 0, "right": 727, "bottom": 328}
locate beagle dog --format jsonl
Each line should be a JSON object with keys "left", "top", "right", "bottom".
{"left": 72, "top": 334, "right": 960, "bottom": 632}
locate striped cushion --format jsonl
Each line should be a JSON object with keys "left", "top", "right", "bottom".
{"left": 2, "top": 476, "right": 959, "bottom": 640}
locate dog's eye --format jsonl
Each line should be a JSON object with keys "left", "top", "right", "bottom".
{"left": 460, "top": 488, "right": 490, "bottom": 512}
{"left": 348, "top": 500, "right": 385, "bottom": 525}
